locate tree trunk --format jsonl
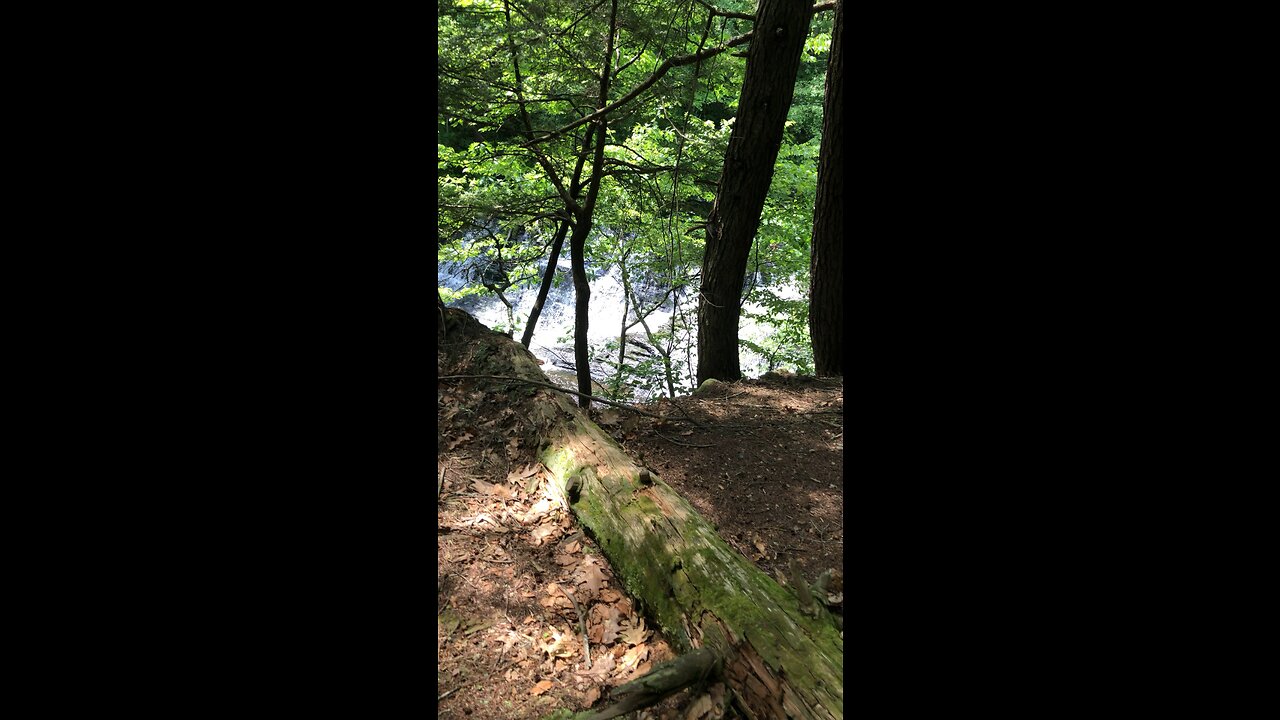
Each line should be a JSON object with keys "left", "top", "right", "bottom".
{"left": 697, "top": 0, "right": 814, "bottom": 385}
{"left": 520, "top": 216, "right": 571, "bottom": 348}
{"left": 809, "top": 0, "right": 843, "bottom": 377}
{"left": 569, "top": 212, "right": 594, "bottom": 409}
{"left": 446, "top": 310, "right": 843, "bottom": 719}
{"left": 567, "top": 0, "right": 619, "bottom": 411}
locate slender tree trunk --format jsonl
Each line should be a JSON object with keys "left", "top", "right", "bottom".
{"left": 520, "top": 216, "right": 571, "bottom": 348}
{"left": 570, "top": 0, "right": 619, "bottom": 410}
{"left": 696, "top": 0, "right": 813, "bottom": 385}
{"left": 628, "top": 287, "right": 677, "bottom": 399}
{"left": 809, "top": 0, "right": 843, "bottom": 377}
{"left": 570, "top": 216, "right": 593, "bottom": 406}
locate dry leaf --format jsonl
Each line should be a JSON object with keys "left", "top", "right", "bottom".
{"left": 447, "top": 432, "right": 473, "bottom": 450}
{"left": 538, "top": 625, "right": 574, "bottom": 658}
{"left": 524, "top": 498, "right": 554, "bottom": 524}
{"left": 554, "top": 554, "right": 578, "bottom": 566}
{"left": 684, "top": 693, "right": 715, "bottom": 720}
{"left": 531, "top": 524, "right": 557, "bottom": 545}
{"left": 529, "top": 680, "right": 554, "bottom": 696}
{"left": 565, "top": 540, "right": 581, "bottom": 554}
{"left": 599, "top": 588, "right": 622, "bottom": 603}
{"left": 584, "top": 686, "right": 601, "bottom": 707}
{"left": 618, "top": 643, "right": 649, "bottom": 671}
{"left": 579, "top": 556, "right": 608, "bottom": 593}
{"left": 574, "top": 651, "right": 615, "bottom": 679}
{"left": 473, "top": 478, "right": 514, "bottom": 499}
{"left": 620, "top": 619, "right": 648, "bottom": 646}
{"left": 506, "top": 464, "right": 540, "bottom": 484}
{"left": 597, "top": 409, "right": 622, "bottom": 426}
{"left": 600, "top": 606, "right": 621, "bottom": 644}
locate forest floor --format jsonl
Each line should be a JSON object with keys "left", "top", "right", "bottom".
{"left": 437, "top": 313, "right": 843, "bottom": 720}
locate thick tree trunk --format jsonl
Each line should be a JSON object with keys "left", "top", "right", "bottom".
{"left": 448, "top": 316, "right": 843, "bottom": 719}
{"left": 697, "top": 0, "right": 814, "bottom": 385}
{"left": 809, "top": 0, "right": 843, "bottom": 377}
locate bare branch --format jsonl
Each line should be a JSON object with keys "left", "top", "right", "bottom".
{"left": 692, "top": 0, "right": 755, "bottom": 21}
{"left": 521, "top": 30, "right": 754, "bottom": 149}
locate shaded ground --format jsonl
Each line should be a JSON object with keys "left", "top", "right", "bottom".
{"left": 602, "top": 375, "right": 844, "bottom": 588}
{"left": 437, "top": 309, "right": 843, "bottom": 720}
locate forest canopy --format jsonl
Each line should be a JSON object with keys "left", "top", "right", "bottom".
{"left": 439, "top": 0, "right": 842, "bottom": 405}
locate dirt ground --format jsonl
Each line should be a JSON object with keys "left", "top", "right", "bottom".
{"left": 437, "top": 310, "right": 843, "bottom": 719}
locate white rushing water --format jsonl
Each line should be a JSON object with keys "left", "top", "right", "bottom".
{"left": 439, "top": 251, "right": 805, "bottom": 400}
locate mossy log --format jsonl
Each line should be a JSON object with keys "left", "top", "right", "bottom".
{"left": 440, "top": 310, "right": 843, "bottom": 719}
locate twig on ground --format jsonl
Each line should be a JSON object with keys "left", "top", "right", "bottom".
{"left": 438, "top": 683, "right": 468, "bottom": 701}
{"left": 666, "top": 398, "right": 708, "bottom": 430}
{"left": 654, "top": 431, "right": 715, "bottom": 448}
{"left": 555, "top": 583, "right": 591, "bottom": 669}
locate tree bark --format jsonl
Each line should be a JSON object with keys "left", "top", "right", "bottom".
{"left": 520, "top": 216, "right": 571, "bottom": 348}
{"left": 809, "top": 0, "right": 843, "bottom": 377}
{"left": 696, "top": 0, "right": 814, "bottom": 385}
{"left": 567, "top": 0, "right": 619, "bottom": 410}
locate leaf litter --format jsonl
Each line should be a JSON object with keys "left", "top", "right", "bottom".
{"left": 439, "top": 316, "right": 684, "bottom": 719}
{"left": 439, "top": 311, "right": 843, "bottom": 719}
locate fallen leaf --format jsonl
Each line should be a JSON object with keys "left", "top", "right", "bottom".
{"left": 531, "top": 524, "right": 557, "bottom": 545}
{"left": 620, "top": 618, "right": 648, "bottom": 646}
{"left": 574, "top": 651, "right": 615, "bottom": 679}
{"left": 565, "top": 540, "right": 581, "bottom": 554}
{"left": 579, "top": 556, "right": 608, "bottom": 593}
{"left": 473, "top": 478, "right": 514, "bottom": 499}
{"left": 597, "top": 409, "right": 622, "bottom": 426}
{"left": 584, "top": 686, "right": 601, "bottom": 707}
{"left": 507, "top": 464, "right": 540, "bottom": 483}
{"left": 684, "top": 693, "right": 715, "bottom": 720}
{"left": 599, "top": 588, "right": 622, "bottom": 603}
{"left": 499, "top": 632, "right": 520, "bottom": 653}
{"left": 447, "top": 432, "right": 473, "bottom": 450}
{"left": 524, "top": 498, "right": 554, "bottom": 524}
{"left": 529, "top": 680, "right": 554, "bottom": 696}
{"left": 618, "top": 643, "right": 649, "bottom": 671}
{"left": 600, "top": 606, "right": 621, "bottom": 644}
{"left": 538, "top": 625, "right": 574, "bottom": 658}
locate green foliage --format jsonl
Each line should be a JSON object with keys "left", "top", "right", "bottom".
{"left": 439, "top": 0, "right": 834, "bottom": 380}
{"left": 741, "top": 288, "right": 814, "bottom": 375}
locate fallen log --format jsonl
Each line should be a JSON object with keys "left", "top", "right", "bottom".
{"left": 439, "top": 309, "right": 843, "bottom": 719}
